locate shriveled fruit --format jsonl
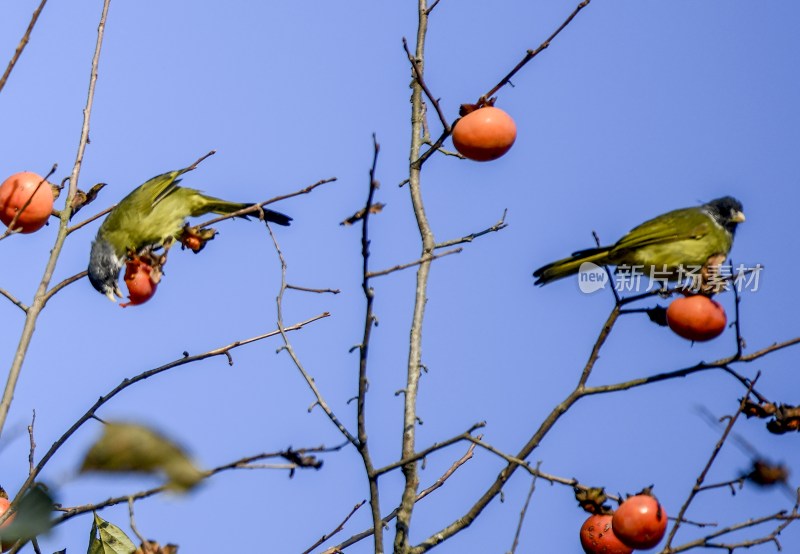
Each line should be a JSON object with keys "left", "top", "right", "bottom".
{"left": 666, "top": 295, "right": 726, "bottom": 341}
{"left": 0, "top": 171, "right": 55, "bottom": 233}
{"left": 452, "top": 106, "right": 516, "bottom": 161}
{"left": 580, "top": 514, "right": 632, "bottom": 554}
{"left": 182, "top": 235, "right": 202, "bottom": 252}
{"left": 612, "top": 494, "right": 668, "bottom": 550}
{"left": 121, "top": 259, "right": 158, "bottom": 307}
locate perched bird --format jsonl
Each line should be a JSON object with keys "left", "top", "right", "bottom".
{"left": 533, "top": 196, "right": 745, "bottom": 286}
{"left": 88, "top": 158, "right": 291, "bottom": 301}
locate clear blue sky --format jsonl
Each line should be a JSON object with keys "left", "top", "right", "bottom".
{"left": 1, "top": 1, "right": 798, "bottom": 552}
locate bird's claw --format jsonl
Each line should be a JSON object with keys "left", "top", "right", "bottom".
{"left": 105, "top": 283, "right": 123, "bottom": 302}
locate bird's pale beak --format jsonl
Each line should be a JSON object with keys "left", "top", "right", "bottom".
{"left": 105, "top": 290, "right": 117, "bottom": 303}
{"left": 732, "top": 210, "right": 746, "bottom": 223}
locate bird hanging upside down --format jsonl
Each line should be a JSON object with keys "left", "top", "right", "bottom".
{"left": 88, "top": 153, "right": 291, "bottom": 301}
{"left": 533, "top": 196, "right": 745, "bottom": 287}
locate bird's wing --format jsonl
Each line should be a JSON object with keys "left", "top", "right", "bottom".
{"left": 146, "top": 173, "right": 183, "bottom": 208}
{"left": 612, "top": 207, "right": 714, "bottom": 251}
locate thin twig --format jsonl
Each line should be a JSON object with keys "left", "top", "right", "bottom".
{"left": 0, "top": 0, "right": 111, "bottom": 438}
{"left": 480, "top": 0, "right": 592, "bottom": 103}
{"left": 408, "top": 301, "right": 618, "bottom": 553}
{"left": 66, "top": 204, "right": 114, "bottom": 235}
{"left": 412, "top": 129, "right": 449, "bottom": 169}
{"left": 53, "top": 444, "right": 342, "bottom": 524}
{"left": 577, "top": 304, "right": 621, "bottom": 388}
{"left": 0, "top": 288, "right": 28, "bottom": 313}
{"left": 127, "top": 497, "right": 151, "bottom": 548}
{"left": 286, "top": 284, "right": 341, "bottom": 295}
{"left": 666, "top": 376, "right": 761, "bottom": 548}
{"left": 593, "top": 231, "right": 621, "bottom": 305}
{"left": 434, "top": 210, "right": 508, "bottom": 249}
{"left": 366, "top": 247, "right": 461, "bottom": 278}
{"left": 14, "top": 313, "right": 329, "bottom": 501}
{"left": 301, "top": 500, "right": 366, "bottom": 554}
{"left": 353, "top": 135, "right": 386, "bottom": 551}
{"left": 196, "top": 177, "right": 336, "bottom": 229}
{"left": 402, "top": 37, "right": 450, "bottom": 133}
{"left": 0, "top": 0, "right": 49, "bottom": 95}
{"left": 509, "top": 463, "right": 541, "bottom": 554}
{"left": 372, "top": 423, "right": 485, "bottom": 477}
{"left": 731, "top": 273, "right": 744, "bottom": 359}
{"left": 327, "top": 441, "right": 477, "bottom": 552}
{"left": 582, "top": 356, "right": 780, "bottom": 397}
{"left": 668, "top": 502, "right": 800, "bottom": 553}
{"left": 267, "top": 227, "right": 357, "bottom": 447}
{"left": 425, "top": 0, "right": 441, "bottom": 15}
{"left": 27, "top": 410, "right": 36, "bottom": 475}
{"left": 418, "top": 440, "right": 477, "bottom": 502}
{"left": 42, "top": 271, "right": 88, "bottom": 306}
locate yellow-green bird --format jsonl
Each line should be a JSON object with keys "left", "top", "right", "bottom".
{"left": 533, "top": 196, "right": 745, "bottom": 286}
{"left": 88, "top": 159, "right": 291, "bottom": 301}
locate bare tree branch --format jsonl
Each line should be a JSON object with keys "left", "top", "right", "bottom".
{"left": 327, "top": 441, "right": 478, "bottom": 553}
{"left": 268, "top": 226, "right": 358, "bottom": 447}
{"left": 366, "top": 247, "right": 461, "bottom": 279}
{"left": 0, "top": 287, "right": 28, "bottom": 313}
{"left": 480, "top": 0, "right": 592, "bottom": 103}
{"left": 14, "top": 313, "right": 329, "bottom": 502}
{"left": 402, "top": 37, "right": 450, "bottom": 133}
{"left": 434, "top": 210, "right": 508, "bottom": 249}
{"left": 196, "top": 177, "right": 337, "bottom": 230}
{"left": 66, "top": 204, "right": 114, "bottom": 235}
{"left": 508, "top": 464, "right": 541, "bottom": 554}
{"left": 0, "top": 0, "right": 49, "bottom": 95}
{"left": 52, "top": 444, "right": 342, "bottom": 525}
{"left": 665, "top": 376, "right": 761, "bottom": 548}
{"left": 395, "top": 1, "right": 438, "bottom": 549}
{"left": 301, "top": 500, "right": 366, "bottom": 554}
{"left": 0, "top": 0, "right": 111, "bottom": 438}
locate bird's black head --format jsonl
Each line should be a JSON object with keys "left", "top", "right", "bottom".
{"left": 88, "top": 238, "right": 124, "bottom": 301}
{"left": 705, "top": 196, "right": 745, "bottom": 234}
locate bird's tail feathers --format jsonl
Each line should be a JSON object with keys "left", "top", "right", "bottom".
{"left": 199, "top": 196, "right": 292, "bottom": 226}
{"left": 533, "top": 247, "right": 612, "bottom": 286}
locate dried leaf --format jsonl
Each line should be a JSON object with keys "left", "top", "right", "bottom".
{"left": 745, "top": 460, "right": 789, "bottom": 487}
{"left": 134, "top": 541, "right": 179, "bottom": 554}
{"left": 70, "top": 182, "right": 107, "bottom": 219}
{"left": 281, "top": 448, "right": 323, "bottom": 470}
{"left": 646, "top": 306, "right": 668, "bottom": 327}
{"left": 741, "top": 399, "right": 777, "bottom": 419}
{"left": 340, "top": 203, "right": 385, "bottom": 226}
{"left": 574, "top": 486, "right": 611, "bottom": 514}
{"left": 80, "top": 423, "right": 204, "bottom": 491}
{"left": 88, "top": 512, "right": 136, "bottom": 554}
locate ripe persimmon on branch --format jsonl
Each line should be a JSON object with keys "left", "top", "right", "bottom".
{"left": 0, "top": 1, "right": 340, "bottom": 549}
{"left": 374, "top": 1, "right": 800, "bottom": 552}
{"left": 1, "top": 0, "right": 799, "bottom": 552}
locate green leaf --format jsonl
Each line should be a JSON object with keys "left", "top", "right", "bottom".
{"left": 87, "top": 512, "right": 136, "bottom": 554}
{"left": 0, "top": 486, "right": 54, "bottom": 546}
{"left": 80, "top": 422, "right": 204, "bottom": 491}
